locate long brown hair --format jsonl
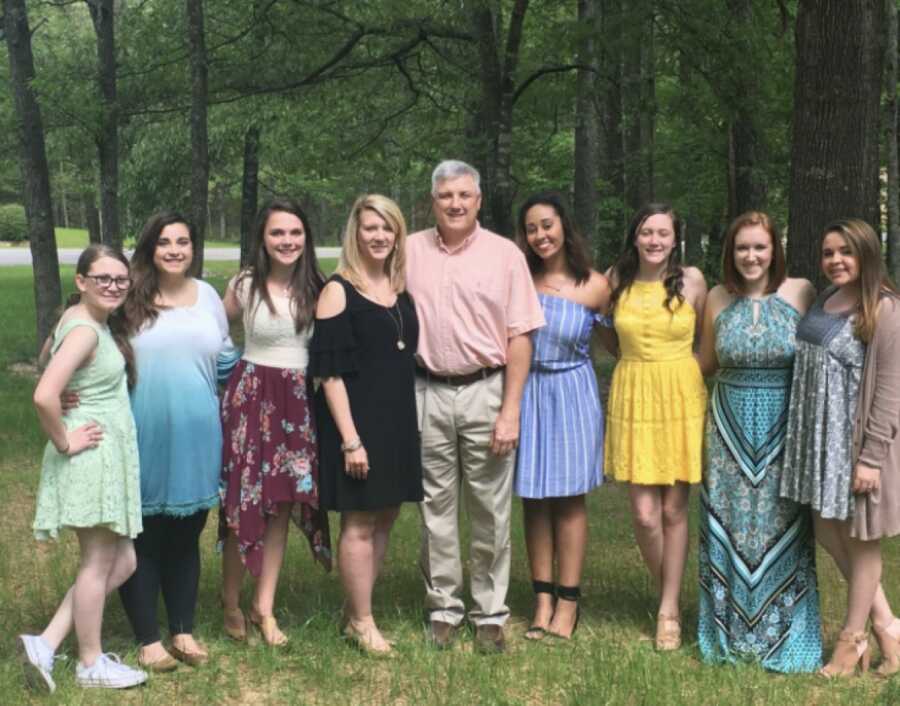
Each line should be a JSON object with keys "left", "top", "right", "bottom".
{"left": 610, "top": 202, "right": 685, "bottom": 312}
{"left": 721, "top": 211, "right": 786, "bottom": 295}
{"left": 822, "top": 219, "right": 898, "bottom": 343}
{"left": 66, "top": 244, "right": 136, "bottom": 388}
{"left": 516, "top": 191, "right": 592, "bottom": 286}
{"left": 236, "top": 198, "right": 324, "bottom": 332}
{"left": 125, "top": 211, "right": 199, "bottom": 334}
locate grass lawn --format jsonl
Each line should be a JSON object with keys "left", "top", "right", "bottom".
{"left": 1, "top": 265, "right": 899, "bottom": 704}
{"left": 6, "top": 228, "right": 239, "bottom": 249}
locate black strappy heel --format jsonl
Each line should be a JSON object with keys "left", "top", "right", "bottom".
{"left": 548, "top": 585, "right": 580, "bottom": 639}
{"left": 524, "top": 580, "right": 556, "bottom": 640}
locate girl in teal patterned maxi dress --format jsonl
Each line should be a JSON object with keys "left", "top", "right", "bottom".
{"left": 18, "top": 246, "right": 147, "bottom": 693}
{"left": 696, "top": 212, "right": 822, "bottom": 672}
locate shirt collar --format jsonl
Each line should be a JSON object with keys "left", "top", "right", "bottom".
{"left": 434, "top": 222, "right": 481, "bottom": 254}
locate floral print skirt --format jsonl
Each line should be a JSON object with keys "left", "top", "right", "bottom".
{"left": 218, "top": 361, "right": 331, "bottom": 576}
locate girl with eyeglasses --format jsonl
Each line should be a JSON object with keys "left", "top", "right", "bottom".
{"left": 19, "top": 244, "right": 147, "bottom": 691}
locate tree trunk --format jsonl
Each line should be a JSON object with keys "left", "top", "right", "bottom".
{"left": 84, "top": 191, "right": 102, "bottom": 244}
{"left": 60, "top": 182, "right": 69, "bottom": 228}
{"left": 469, "top": 0, "right": 528, "bottom": 237}
{"left": 219, "top": 188, "right": 227, "bottom": 240}
{"left": 3, "top": 0, "right": 62, "bottom": 352}
{"left": 240, "top": 125, "right": 261, "bottom": 267}
{"left": 788, "top": 0, "right": 886, "bottom": 284}
{"left": 622, "top": 0, "right": 654, "bottom": 212}
{"left": 186, "top": 0, "right": 209, "bottom": 273}
{"left": 574, "top": 0, "right": 601, "bottom": 250}
{"left": 887, "top": 0, "right": 900, "bottom": 281}
{"left": 86, "top": 0, "right": 120, "bottom": 248}
{"left": 597, "top": 0, "right": 625, "bottom": 261}
{"left": 684, "top": 213, "right": 704, "bottom": 270}
{"left": 574, "top": 0, "right": 600, "bottom": 241}
{"left": 726, "top": 0, "right": 768, "bottom": 218}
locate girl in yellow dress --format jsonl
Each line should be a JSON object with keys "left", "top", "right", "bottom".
{"left": 600, "top": 203, "right": 707, "bottom": 650}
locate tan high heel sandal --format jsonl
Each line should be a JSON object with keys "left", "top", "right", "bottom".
{"left": 249, "top": 608, "right": 288, "bottom": 646}
{"left": 873, "top": 620, "right": 900, "bottom": 678}
{"left": 343, "top": 621, "right": 393, "bottom": 657}
{"left": 820, "top": 630, "right": 870, "bottom": 678}
{"left": 655, "top": 613, "right": 681, "bottom": 651}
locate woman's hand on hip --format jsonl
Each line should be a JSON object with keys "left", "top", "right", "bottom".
{"left": 64, "top": 421, "right": 104, "bottom": 456}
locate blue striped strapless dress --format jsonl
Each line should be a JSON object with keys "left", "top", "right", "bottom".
{"left": 515, "top": 293, "right": 604, "bottom": 498}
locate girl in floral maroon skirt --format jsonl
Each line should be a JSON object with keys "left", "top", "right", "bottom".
{"left": 219, "top": 198, "right": 331, "bottom": 646}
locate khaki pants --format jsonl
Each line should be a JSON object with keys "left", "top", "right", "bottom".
{"left": 416, "top": 371, "right": 513, "bottom": 627}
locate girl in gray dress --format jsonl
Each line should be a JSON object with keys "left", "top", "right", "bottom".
{"left": 781, "top": 219, "right": 900, "bottom": 677}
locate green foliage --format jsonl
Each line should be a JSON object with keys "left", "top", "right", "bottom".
{"left": 0, "top": 204, "right": 28, "bottom": 242}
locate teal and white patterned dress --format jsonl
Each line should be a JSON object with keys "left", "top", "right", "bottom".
{"left": 698, "top": 295, "right": 822, "bottom": 672}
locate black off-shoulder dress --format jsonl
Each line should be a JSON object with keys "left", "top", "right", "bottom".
{"left": 309, "top": 275, "right": 423, "bottom": 511}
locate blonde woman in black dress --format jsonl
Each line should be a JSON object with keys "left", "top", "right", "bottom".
{"left": 311, "top": 194, "right": 422, "bottom": 655}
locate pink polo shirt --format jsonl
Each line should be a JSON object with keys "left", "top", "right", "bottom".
{"left": 406, "top": 224, "right": 545, "bottom": 376}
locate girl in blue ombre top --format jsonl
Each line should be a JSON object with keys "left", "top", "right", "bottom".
{"left": 117, "top": 212, "right": 238, "bottom": 671}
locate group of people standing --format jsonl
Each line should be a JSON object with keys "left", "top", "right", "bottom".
{"left": 16, "top": 158, "right": 900, "bottom": 693}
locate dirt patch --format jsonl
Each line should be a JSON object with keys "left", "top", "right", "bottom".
{"left": 8, "top": 361, "right": 38, "bottom": 378}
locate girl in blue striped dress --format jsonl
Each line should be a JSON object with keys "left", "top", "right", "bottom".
{"left": 514, "top": 192, "right": 610, "bottom": 640}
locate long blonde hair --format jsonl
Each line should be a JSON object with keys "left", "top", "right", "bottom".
{"left": 337, "top": 194, "right": 408, "bottom": 293}
{"left": 822, "top": 219, "right": 898, "bottom": 343}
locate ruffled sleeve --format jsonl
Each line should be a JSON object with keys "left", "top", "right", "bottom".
{"left": 309, "top": 308, "right": 359, "bottom": 378}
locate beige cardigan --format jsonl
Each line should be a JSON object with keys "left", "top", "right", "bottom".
{"left": 851, "top": 294, "right": 900, "bottom": 540}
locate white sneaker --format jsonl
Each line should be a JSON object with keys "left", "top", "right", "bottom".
{"left": 76, "top": 653, "right": 147, "bottom": 689}
{"left": 18, "top": 634, "right": 56, "bottom": 693}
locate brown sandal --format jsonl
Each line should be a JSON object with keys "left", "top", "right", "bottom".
{"left": 820, "top": 630, "right": 870, "bottom": 678}
{"left": 221, "top": 596, "right": 247, "bottom": 641}
{"left": 873, "top": 621, "right": 900, "bottom": 678}
{"left": 655, "top": 613, "right": 681, "bottom": 651}
{"left": 249, "top": 609, "right": 288, "bottom": 646}
{"left": 343, "top": 621, "right": 393, "bottom": 657}
{"left": 170, "top": 640, "right": 209, "bottom": 667}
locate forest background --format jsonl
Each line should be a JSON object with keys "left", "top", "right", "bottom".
{"left": 1, "top": 0, "right": 899, "bottom": 347}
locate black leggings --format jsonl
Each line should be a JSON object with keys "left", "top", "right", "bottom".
{"left": 118, "top": 510, "right": 209, "bottom": 645}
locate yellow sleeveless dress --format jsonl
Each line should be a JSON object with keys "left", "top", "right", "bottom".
{"left": 604, "top": 280, "right": 707, "bottom": 484}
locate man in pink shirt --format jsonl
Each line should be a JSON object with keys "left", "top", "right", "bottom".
{"left": 406, "top": 160, "right": 544, "bottom": 652}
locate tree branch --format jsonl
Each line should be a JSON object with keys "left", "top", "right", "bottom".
{"left": 513, "top": 64, "right": 587, "bottom": 104}
{"left": 502, "top": 0, "right": 529, "bottom": 83}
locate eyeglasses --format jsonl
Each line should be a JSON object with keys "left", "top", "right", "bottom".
{"left": 84, "top": 274, "right": 132, "bottom": 290}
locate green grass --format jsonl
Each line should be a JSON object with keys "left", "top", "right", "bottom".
{"left": 1, "top": 266, "right": 899, "bottom": 704}
{"left": 8, "top": 228, "right": 240, "bottom": 249}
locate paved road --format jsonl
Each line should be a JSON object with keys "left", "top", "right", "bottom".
{"left": 0, "top": 246, "right": 342, "bottom": 266}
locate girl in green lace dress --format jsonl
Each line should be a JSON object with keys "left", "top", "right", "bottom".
{"left": 18, "top": 245, "right": 146, "bottom": 692}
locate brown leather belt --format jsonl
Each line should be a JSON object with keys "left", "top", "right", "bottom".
{"left": 415, "top": 365, "right": 504, "bottom": 387}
